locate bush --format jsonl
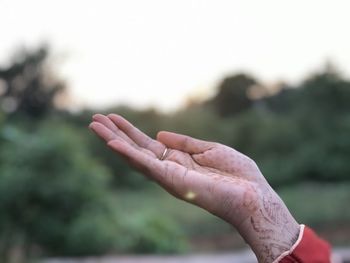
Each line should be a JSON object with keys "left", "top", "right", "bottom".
{"left": 117, "top": 211, "right": 187, "bottom": 254}
{"left": 0, "top": 121, "right": 119, "bottom": 257}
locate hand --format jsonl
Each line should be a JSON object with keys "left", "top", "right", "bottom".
{"left": 89, "top": 113, "right": 300, "bottom": 263}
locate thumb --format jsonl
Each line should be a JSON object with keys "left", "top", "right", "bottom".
{"left": 157, "top": 131, "right": 215, "bottom": 154}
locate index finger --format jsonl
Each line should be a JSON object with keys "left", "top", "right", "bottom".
{"left": 108, "top": 114, "right": 166, "bottom": 158}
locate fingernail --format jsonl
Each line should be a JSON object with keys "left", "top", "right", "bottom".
{"left": 107, "top": 138, "right": 122, "bottom": 146}
{"left": 89, "top": 122, "right": 100, "bottom": 130}
{"left": 107, "top": 113, "right": 116, "bottom": 118}
{"left": 92, "top": 114, "right": 102, "bottom": 120}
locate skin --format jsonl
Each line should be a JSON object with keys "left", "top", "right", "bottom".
{"left": 89, "top": 113, "right": 300, "bottom": 263}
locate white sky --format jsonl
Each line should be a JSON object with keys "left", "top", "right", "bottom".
{"left": 1, "top": 0, "right": 350, "bottom": 112}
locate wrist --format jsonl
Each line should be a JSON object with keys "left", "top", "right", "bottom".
{"left": 236, "top": 186, "right": 300, "bottom": 263}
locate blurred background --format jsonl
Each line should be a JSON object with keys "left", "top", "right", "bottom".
{"left": 0, "top": 0, "right": 350, "bottom": 262}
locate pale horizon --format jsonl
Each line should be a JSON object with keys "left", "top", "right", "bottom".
{"left": 1, "top": 0, "right": 350, "bottom": 112}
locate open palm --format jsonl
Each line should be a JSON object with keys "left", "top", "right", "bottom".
{"left": 90, "top": 114, "right": 266, "bottom": 227}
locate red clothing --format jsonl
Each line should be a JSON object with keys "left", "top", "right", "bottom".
{"left": 275, "top": 225, "right": 331, "bottom": 263}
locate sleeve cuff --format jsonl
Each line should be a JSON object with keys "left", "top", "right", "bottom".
{"left": 273, "top": 224, "right": 331, "bottom": 263}
{"left": 272, "top": 224, "right": 305, "bottom": 263}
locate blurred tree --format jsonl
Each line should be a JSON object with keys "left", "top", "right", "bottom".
{"left": 0, "top": 121, "right": 119, "bottom": 261}
{"left": 0, "top": 46, "right": 65, "bottom": 119}
{"left": 254, "top": 68, "right": 350, "bottom": 185}
{"left": 264, "top": 67, "right": 350, "bottom": 117}
{"left": 208, "top": 73, "right": 257, "bottom": 117}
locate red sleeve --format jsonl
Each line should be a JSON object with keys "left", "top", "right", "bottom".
{"left": 275, "top": 225, "right": 331, "bottom": 263}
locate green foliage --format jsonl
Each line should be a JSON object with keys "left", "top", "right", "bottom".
{"left": 164, "top": 107, "right": 228, "bottom": 142}
{"left": 64, "top": 209, "right": 120, "bottom": 255}
{"left": 280, "top": 183, "right": 350, "bottom": 227}
{"left": 0, "top": 121, "right": 119, "bottom": 256}
{"left": 117, "top": 211, "right": 187, "bottom": 254}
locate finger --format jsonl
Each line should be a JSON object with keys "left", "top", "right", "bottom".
{"left": 90, "top": 121, "right": 156, "bottom": 156}
{"left": 157, "top": 131, "right": 215, "bottom": 154}
{"left": 92, "top": 114, "right": 138, "bottom": 147}
{"left": 89, "top": 121, "right": 118, "bottom": 142}
{"left": 108, "top": 114, "right": 165, "bottom": 158}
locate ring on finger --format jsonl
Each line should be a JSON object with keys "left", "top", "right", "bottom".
{"left": 159, "top": 147, "right": 169, "bottom": 161}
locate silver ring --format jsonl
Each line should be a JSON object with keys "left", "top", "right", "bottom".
{"left": 159, "top": 148, "right": 169, "bottom": 160}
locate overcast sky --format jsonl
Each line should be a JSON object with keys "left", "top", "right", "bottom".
{"left": 1, "top": 0, "right": 350, "bottom": 112}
